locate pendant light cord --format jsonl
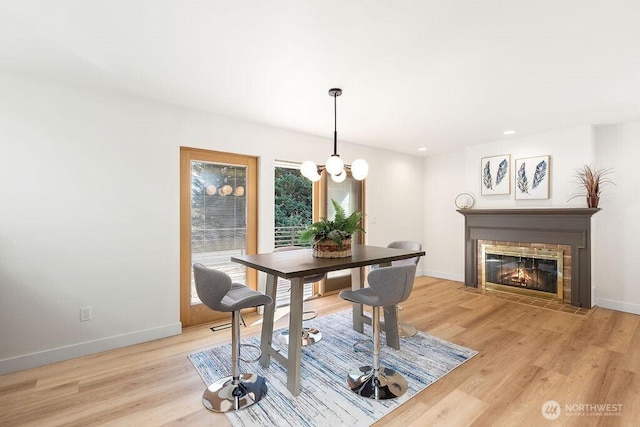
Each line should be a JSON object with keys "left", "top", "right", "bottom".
{"left": 333, "top": 92, "right": 338, "bottom": 156}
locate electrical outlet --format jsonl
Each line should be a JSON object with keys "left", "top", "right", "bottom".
{"left": 80, "top": 306, "right": 92, "bottom": 322}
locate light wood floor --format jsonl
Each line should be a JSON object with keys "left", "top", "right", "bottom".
{"left": 2, "top": 276, "right": 639, "bottom": 426}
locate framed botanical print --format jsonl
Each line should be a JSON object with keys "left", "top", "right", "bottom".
{"left": 515, "top": 155, "right": 550, "bottom": 200}
{"left": 480, "top": 154, "right": 510, "bottom": 195}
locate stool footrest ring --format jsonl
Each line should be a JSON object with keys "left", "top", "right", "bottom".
{"left": 302, "top": 310, "right": 318, "bottom": 321}
{"left": 239, "top": 343, "right": 261, "bottom": 363}
{"left": 353, "top": 338, "right": 373, "bottom": 353}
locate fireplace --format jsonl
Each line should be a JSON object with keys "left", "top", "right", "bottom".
{"left": 458, "top": 208, "right": 599, "bottom": 308}
{"left": 481, "top": 243, "right": 563, "bottom": 302}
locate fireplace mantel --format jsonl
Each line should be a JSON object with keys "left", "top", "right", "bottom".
{"left": 458, "top": 208, "right": 600, "bottom": 307}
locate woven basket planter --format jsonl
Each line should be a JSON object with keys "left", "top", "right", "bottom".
{"left": 312, "top": 238, "right": 352, "bottom": 258}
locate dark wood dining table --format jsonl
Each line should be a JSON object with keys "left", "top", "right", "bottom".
{"left": 231, "top": 244, "right": 425, "bottom": 396}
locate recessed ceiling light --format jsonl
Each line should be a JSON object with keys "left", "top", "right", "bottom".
{"left": 503, "top": 130, "right": 517, "bottom": 135}
{"left": 418, "top": 147, "right": 427, "bottom": 151}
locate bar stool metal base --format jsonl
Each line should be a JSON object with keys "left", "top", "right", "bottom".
{"left": 398, "top": 321, "right": 418, "bottom": 338}
{"left": 380, "top": 319, "right": 418, "bottom": 339}
{"left": 279, "top": 327, "right": 323, "bottom": 346}
{"left": 202, "top": 373, "right": 267, "bottom": 412}
{"left": 346, "top": 365, "right": 408, "bottom": 400}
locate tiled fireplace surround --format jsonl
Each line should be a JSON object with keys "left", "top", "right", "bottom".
{"left": 458, "top": 208, "right": 599, "bottom": 308}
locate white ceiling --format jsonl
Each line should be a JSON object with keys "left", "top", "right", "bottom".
{"left": 2, "top": 0, "right": 640, "bottom": 156}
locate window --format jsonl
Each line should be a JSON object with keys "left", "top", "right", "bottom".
{"left": 274, "top": 161, "right": 313, "bottom": 247}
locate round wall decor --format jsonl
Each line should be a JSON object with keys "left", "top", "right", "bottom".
{"left": 455, "top": 193, "right": 475, "bottom": 209}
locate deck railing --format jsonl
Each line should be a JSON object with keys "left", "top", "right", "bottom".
{"left": 274, "top": 225, "right": 311, "bottom": 248}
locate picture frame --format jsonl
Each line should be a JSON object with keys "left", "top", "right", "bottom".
{"left": 480, "top": 154, "right": 510, "bottom": 195}
{"left": 515, "top": 155, "right": 550, "bottom": 200}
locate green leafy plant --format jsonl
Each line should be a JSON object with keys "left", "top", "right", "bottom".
{"left": 299, "top": 199, "right": 365, "bottom": 249}
{"left": 568, "top": 164, "right": 615, "bottom": 200}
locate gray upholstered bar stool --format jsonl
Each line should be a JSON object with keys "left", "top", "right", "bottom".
{"left": 339, "top": 264, "right": 417, "bottom": 400}
{"left": 274, "top": 246, "right": 325, "bottom": 346}
{"left": 193, "top": 263, "right": 273, "bottom": 412}
{"left": 386, "top": 241, "right": 422, "bottom": 338}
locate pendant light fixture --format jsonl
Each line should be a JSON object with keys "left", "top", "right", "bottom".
{"left": 301, "top": 88, "right": 368, "bottom": 182}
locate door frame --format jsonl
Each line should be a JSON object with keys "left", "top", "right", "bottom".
{"left": 179, "top": 147, "right": 258, "bottom": 327}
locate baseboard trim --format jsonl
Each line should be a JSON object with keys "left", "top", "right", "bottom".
{"left": 0, "top": 322, "right": 182, "bottom": 375}
{"left": 423, "top": 270, "right": 464, "bottom": 283}
{"left": 595, "top": 297, "right": 640, "bottom": 315}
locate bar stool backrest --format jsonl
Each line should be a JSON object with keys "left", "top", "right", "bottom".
{"left": 193, "top": 264, "right": 234, "bottom": 312}
{"left": 367, "top": 264, "right": 417, "bottom": 307}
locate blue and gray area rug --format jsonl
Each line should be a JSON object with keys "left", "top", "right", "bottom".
{"left": 189, "top": 310, "right": 477, "bottom": 426}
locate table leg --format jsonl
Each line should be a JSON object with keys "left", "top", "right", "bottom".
{"left": 351, "top": 266, "right": 365, "bottom": 333}
{"left": 378, "top": 262, "right": 399, "bottom": 349}
{"left": 259, "top": 273, "right": 277, "bottom": 368}
{"left": 383, "top": 305, "right": 400, "bottom": 350}
{"left": 287, "top": 277, "right": 304, "bottom": 396}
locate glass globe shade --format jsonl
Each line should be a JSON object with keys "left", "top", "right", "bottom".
{"left": 308, "top": 170, "right": 322, "bottom": 182}
{"left": 325, "top": 155, "right": 344, "bottom": 176}
{"left": 206, "top": 185, "right": 217, "bottom": 196}
{"left": 351, "top": 159, "right": 369, "bottom": 180}
{"left": 331, "top": 169, "right": 347, "bottom": 183}
{"left": 300, "top": 160, "right": 317, "bottom": 179}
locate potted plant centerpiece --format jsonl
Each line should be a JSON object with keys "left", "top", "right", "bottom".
{"left": 568, "top": 164, "right": 615, "bottom": 208}
{"left": 299, "top": 199, "right": 365, "bottom": 258}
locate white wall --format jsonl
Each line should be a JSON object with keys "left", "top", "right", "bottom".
{"left": 0, "top": 72, "right": 424, "bottom": 373}
{"left": 365, "top": 156, "right": 425, "bottom": 248}
{"left": 465, "top": 125, "right": 595, "bottom": 209}
{"left": 592, "top": 121, "right": 640, "bottom": 314}
{"left": 423, "top": 150, "right": 466, "bottom": 281}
